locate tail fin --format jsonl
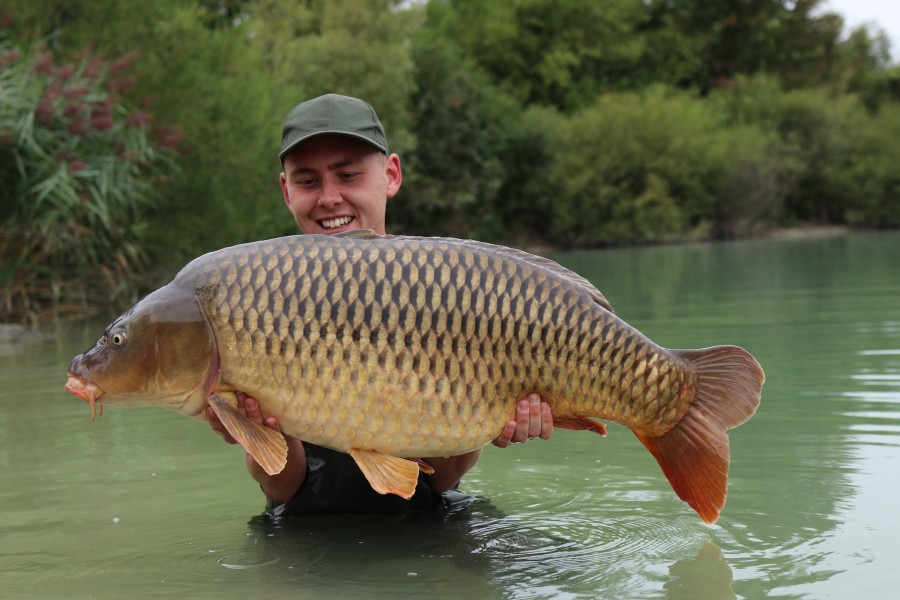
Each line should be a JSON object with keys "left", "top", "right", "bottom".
{"left": 633, "top": 345, "right": 764, "bottom": 524}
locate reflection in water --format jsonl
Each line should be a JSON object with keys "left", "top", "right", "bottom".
{"left": 234, "top": 499, "right": 734, "bottom": 599}
{"left": 665, "top": 542, "right": 734, "bottom": 600}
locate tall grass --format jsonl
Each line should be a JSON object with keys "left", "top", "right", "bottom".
{"left": 0, "top": 38, "right": 179, "bottom": 324}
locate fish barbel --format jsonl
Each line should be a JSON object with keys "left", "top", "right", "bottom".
{"left": 65, "top": 230, "right": 764, "bottom": 523}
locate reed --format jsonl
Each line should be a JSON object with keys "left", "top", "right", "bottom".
{"left": 0, "top": 38, "right": 179, "bottom": 324}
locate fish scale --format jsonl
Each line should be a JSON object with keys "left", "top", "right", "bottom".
{"left": 66, "top": 231, "right": 764, "bottom": 522}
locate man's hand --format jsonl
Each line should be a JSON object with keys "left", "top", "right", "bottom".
{"left": 492, "top": 393, "right": 553, "bottom": 448}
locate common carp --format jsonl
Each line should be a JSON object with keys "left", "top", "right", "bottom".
{"left": 65, "top": 231, "right": 764, "bottom": 523}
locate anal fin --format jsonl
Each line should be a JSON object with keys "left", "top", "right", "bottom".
{"left": 349, "top": 448, "right": 422, "bottom": 499}
{"left": 207, "top": 393, "right": 288, "bottom": 476}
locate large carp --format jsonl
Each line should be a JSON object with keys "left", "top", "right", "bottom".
{"left": 65, "top": 231, "right": 764, "bottom": 523}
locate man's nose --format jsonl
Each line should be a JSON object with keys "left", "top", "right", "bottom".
{"left": 318, "top": 180, "right": 342, "bottom": 207}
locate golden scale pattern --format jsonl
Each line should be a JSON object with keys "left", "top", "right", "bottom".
{"left": 187, "top": 235, "right": 695, "bottom": 455}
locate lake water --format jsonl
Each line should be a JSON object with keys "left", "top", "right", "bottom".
{"left": 1, "top": 231, "right": 898, "bottom": 599}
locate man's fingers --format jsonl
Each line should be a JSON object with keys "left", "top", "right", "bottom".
{"left": 244, "top": 396, "right": 263, "bottom": 422}
{"left": 512, "top": 399, "right": 530, "bottom": 443}
{"left": 492, "top": 420, "right": 516, "bottom": 448}
{"left": 527, "top": 393, "right": 542, "bottom": 438}
{"left": 540, "top": 401, "right": 553, "bottom": 440}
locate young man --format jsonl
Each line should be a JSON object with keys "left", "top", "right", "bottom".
{"left": 208, "top": 94, "right": 553, "bottom": 515}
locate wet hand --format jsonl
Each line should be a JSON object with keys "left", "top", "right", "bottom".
{"left": 492, "top": 393, "right": 553, "bottom": 448}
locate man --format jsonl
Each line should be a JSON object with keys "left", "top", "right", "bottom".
{"left": 208, "top": 93, "right": 553, "bottom": 515}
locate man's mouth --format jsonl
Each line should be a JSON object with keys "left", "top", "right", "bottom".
{"left": 319, "top": 216, "right": 355, "bottom": 231}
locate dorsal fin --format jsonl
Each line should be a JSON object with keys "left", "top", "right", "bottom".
{"left": 332, "top": 229, "right": 386, "bottom": 239}
{"left": 443, "top": 238, "right": 615, "bottom": 313}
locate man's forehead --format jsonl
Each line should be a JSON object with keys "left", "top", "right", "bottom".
{"left": 284, "top": 135, "right": 383, "bottom": 170}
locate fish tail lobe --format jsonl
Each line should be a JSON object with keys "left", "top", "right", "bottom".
{"left": 634, "top": 345, "right": 764, "bottom": 524}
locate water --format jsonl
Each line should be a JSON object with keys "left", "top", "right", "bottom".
{"left": 1, "top": 231, "right": 898, "bottom": 599}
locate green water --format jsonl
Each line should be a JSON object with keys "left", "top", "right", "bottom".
{"left": 2, "top": 231, "right": 899, "bottom": 599}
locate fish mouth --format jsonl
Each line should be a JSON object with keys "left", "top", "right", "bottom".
{"left": 65, "top": 373, "right": 105, "bottom": 420}
{"left": 318, "top": 215, "right": 355, "bottom": 231}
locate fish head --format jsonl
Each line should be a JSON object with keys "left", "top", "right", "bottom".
{"left": 65, "top": 284, "right": 216, "bottom": 418}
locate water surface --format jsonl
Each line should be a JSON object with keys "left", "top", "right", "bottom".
{"left": 2, "top": 231, "right": 898, "bottom": 598}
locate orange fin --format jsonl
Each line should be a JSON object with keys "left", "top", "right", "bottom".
{"left": 555, "top": 416, "right": 608, "bottom": 436}
{"left": 349, "top": 448, "right": 421, "bottom": 499}
{"left": 410, "top": 457, "right": 435, "bottom": 475}
{"left": 207, "top": 393, "right": 288, "bottom": 476}
{"left": 635, "top": 345, "right": 764, "bottom": 524}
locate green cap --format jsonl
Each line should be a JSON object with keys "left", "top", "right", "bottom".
{"left": 279, "top": 93, "right": 388, "bottom": 161}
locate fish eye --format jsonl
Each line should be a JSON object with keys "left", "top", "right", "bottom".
{"left": 110, "top": 329, "right": 128, "bottom": 348}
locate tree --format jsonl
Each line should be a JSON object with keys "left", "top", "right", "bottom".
{"left": 423, "top": 0, "right": 648, "bottom": 112}
{"left": 393, "top": 36, "right": 514, "bottom": 238}
{"left": 642, "top": 0, "right": 843, "bottom": 90}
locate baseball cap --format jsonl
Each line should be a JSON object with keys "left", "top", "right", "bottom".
{"left": 279, "top": 93, "right": 388, "bottom": 162}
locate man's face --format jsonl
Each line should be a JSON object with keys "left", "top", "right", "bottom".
{"left": 280, "top": 134, "right": 402, "bottom": 235}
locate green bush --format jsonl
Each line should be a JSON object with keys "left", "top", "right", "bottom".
{"left": 838, "top": 104, "right": 900, "bottom": 226}
{"left": 0, "top": 38, "right": 178, "bottom": 322}
{"left": 714, "top": 77, "right": 884, "bottom": 223}
{"left": 543, "top": 86, "right": 731, "bottom": 246}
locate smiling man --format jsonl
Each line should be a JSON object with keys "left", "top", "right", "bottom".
{"left": 279, "top": 95, "right": 400, "bottom": 236}
{"left": 208, "top": 93, "right": 553, "bottom": 516}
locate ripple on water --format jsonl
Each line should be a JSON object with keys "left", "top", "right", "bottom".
{"left": 459, "top": 493, "right": 713, "bottom": 596}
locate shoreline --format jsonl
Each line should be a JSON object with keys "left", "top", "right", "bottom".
{"left": 0, "top": 224, "right": 886, "bottom": 330}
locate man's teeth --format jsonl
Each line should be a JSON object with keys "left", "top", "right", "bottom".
{"left": 320, "top": 216, "right": 354, "bottom": 229}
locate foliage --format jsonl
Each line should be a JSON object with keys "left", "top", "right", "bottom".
{"left": 835, "top": 104, "right": 900, "bottom": 227}
{"left": 491, "top": 104, "right": 566, "bottom": 243}
{"left": 0, "top": 36, "right": 178, "bottom": 323}
{"left": 542, "top": 87, "right": 729, "bottom": 246}
{"left": 423, "top": 0, "right": 649, "bottom": 112}
{"left": 392, "top": 36, "right": 513, "bottom": 239}
{"left": 133, "top": 4, "right": 285, "bottom": 262}
{"left": 713, "top": 75, "right": 871, "bottom": 223}
{"left": 642, "top": 0, "right": 843, "bottom": 90}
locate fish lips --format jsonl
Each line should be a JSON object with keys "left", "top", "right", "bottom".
{"left": 65, "top": 366, "right": 105, "bottom": 420}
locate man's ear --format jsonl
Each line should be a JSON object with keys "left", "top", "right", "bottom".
{"left": 280, "top": 171, "right": 292, "bottom": 209}
{"left": 385, "top": 153, "right": 402, "bottom": 199}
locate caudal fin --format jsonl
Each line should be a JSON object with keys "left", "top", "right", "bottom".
{"left": 633, "top": 345, "right": 764, "bottom": 524}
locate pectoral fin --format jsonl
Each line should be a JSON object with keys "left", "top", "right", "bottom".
{"left": 348, "top": 448, "right": 422, "bottom": 499}
{"left": 207, "top": 393, "right": 288, "bottom": 476}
